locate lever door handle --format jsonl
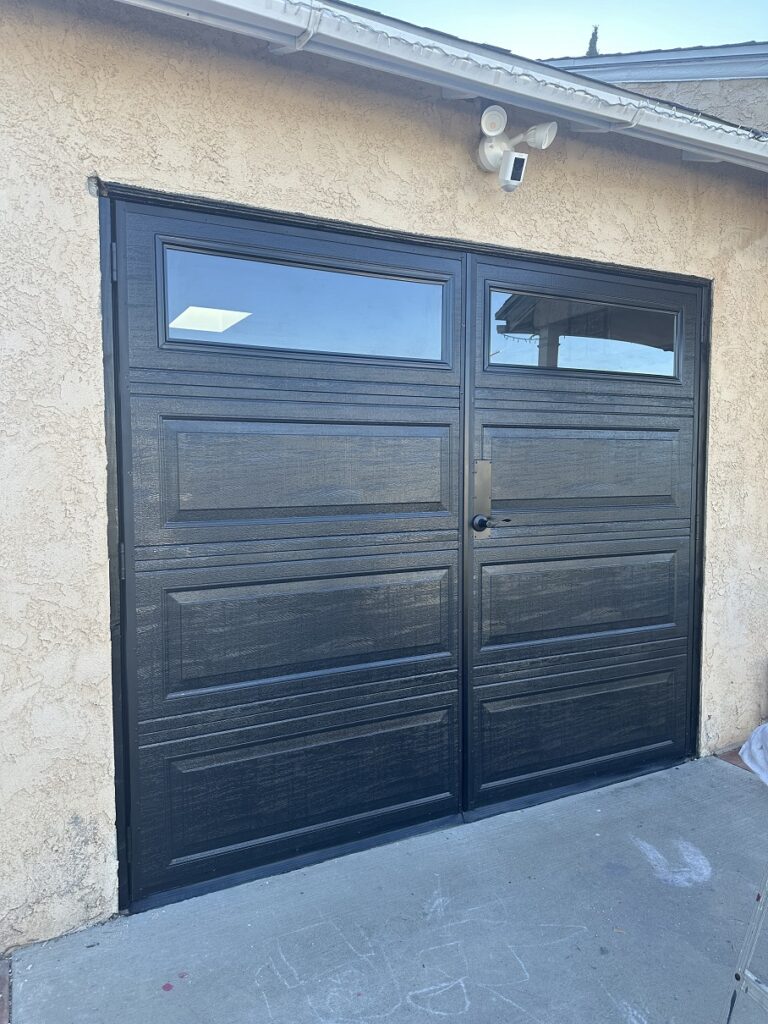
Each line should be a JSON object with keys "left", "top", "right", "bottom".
{"left": 473, "top": 459, "right": 492, "bottom": 533}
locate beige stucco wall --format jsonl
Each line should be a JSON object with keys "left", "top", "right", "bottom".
{"left": 2, "top": 0, "right": 767, "bottom": 952}
{"left": 623, "top": 78, "right": 768, "bottom": 130}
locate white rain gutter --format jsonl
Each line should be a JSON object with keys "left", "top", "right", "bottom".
{"left": 114, "top": 0, "right": 768, "bottom": 174}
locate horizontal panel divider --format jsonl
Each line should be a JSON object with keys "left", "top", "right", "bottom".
{"left": 138, "top": 691, "right": 458, "bottom": 749}
{"left": 473, "top": 637, "right": 689, "bottom": 676}
{"left": 129, "top": 388, "right": 462, "bottom": 409}
{"left": 128, "top": 366, "right": 463, "bottom": 389}
{"left": 474, "top": 658, "right": 685, "bottom": 698}
{"left": 139, "top": 693, "right": 460, "bottom": 743}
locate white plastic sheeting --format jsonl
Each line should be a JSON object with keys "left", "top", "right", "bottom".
{"left": 739, "top": 724, "right": 768, "bottom": 787}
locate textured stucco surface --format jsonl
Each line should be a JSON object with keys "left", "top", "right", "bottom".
{"left": 1, "top": 0, "right": 767, "bottom": 952}
{"left": 623, "top": 78, "right": 768, "bottom": 130}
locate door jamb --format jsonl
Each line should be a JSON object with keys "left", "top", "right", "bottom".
{"left": 99, "top": 196, "right": 131, "bottom": 909}
{"left": 688, "top": 282, "right": 712, "bottom": 756}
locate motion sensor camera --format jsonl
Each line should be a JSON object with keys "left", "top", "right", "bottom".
{"left": 498, "top": 150, "right": 527, "bottom": 192}
{"left": 477, "top": 108, "right": 557, "bottom": 193}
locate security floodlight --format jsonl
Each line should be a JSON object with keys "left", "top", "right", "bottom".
{"left": 480, "top": 104, "right": 508, "bottom": 138}
{"left": 477, "top": 110, "right": 559, "bottom": 192}
{"left": 515, "top": 120, "right": 558, "bottom": 150}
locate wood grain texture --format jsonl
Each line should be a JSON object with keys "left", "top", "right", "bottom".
{"left": 115, "top": 204, "right": 703, "bottom": 903}
{"left": 118, "top": 206, "right": 463, "bottom": 902}
{"left": 465, "top": 255, "right": 700, "bottom": 809}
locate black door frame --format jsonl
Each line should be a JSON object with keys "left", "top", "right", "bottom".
{"left": 98, "top": 182, "right": 710, "bottom": 912}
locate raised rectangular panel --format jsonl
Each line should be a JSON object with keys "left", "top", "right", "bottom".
{"left": 480, "top": 551, "right": 676, "bottom": 649}
{"left": 167, "top": 708, "right": 454, "bottom": 861}
{"left": 164, "top": 418, "right": 451, "bottom": 524}
{"left": 485, "top": 426, "right": 681, "bottom": 512}
{"left": 165, "top": 567, "right": 453, "bottom": 694}
{"left": 477, "top": 671, "right": 680, "bottom": 788}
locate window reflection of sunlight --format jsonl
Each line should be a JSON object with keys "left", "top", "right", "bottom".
{"left": 169, "top": 306, "right": 251, "bottom": 333}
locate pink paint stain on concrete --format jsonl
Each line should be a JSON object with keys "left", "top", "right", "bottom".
{"left": 161, "top": 983, "right": 174, "bottom": 992}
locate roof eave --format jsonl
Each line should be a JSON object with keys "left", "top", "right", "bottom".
{"left": 113, "top": 0, "right": 768, "bottom": 175}
{"left": 549, "top": 42, "right": 768, "bottom": 83}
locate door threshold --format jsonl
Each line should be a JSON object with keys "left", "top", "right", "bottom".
{"left": 463, "top": 755, "right": 687, "bottom": 822}
{"left": 131, "top": 758, "right": 689, "bottom": 913}
{"left": 129, "top": 812, "right": 463, "bottom": 914}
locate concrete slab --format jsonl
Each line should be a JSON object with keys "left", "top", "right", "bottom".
{"left": 0, "top": 960, "right": 9, "bottom": 1024}
{"left": 12, "top": 757, "right": 768, "bottom": 1024}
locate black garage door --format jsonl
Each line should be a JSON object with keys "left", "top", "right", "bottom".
{"left": 110, "top": 198, "right": 706, "bottom": 907}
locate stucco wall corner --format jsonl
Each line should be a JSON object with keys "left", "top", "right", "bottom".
{"left": 0, "top": 159, "right": 118, "bottom": 949}
{"left": 697, "top": 271, "right": 768, "bottom": 756}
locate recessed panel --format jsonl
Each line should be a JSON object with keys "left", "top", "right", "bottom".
{"left": 486, "top": 426, "right": 681, "bottom": 513}
{"left": 477, "top": 670, "right": 681, "bottom": 789}
{"left": 481, "top": 551, "right": 677, "bottom": 649}
{"left": 167, "top": 708, "right": 455, "bottom": 862}
{"left": 164, "top": 418, "right": 451, "bottom": 524}
{"left": 165, "top": 567, "right": 453, "bottom": 694}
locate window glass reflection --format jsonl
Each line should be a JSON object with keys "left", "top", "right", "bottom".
{"left": 166, "top": 248, "right": 445, "bottom": 361}
{"left": 489, "top": 290, "right": 676, "bottom": 376}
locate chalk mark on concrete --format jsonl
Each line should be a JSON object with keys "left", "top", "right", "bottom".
{"left": 254, "top": 904, "right": 591, "bottom": 1022}
{"left": 408, "top": 978, "right": 470, "bottom": 1016}
{"left": 631, "top": 837, "right": 712, "bottom": 887}
{"left": 425, "top": 873, "right": 451, "bottom": 922}
{"left": 599, "top": 978, "right": 651, "bottom": 1024}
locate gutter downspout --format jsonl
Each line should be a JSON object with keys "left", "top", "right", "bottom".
{"left": 269, "top": 2, "right": 322, "bottom": 55}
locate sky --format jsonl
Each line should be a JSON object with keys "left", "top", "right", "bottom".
{"left": 358, "top": 0, "right": 768, "bottom": 60}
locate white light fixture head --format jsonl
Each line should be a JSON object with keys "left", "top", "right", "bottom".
{"left": 520, "top": 120, "right": 558, "bottom": 150}
{"left": 480, "top": 104, "right": 508, "bottom": 138}
{"left": 477, "top": 111, "right": 559, "bottom": 192}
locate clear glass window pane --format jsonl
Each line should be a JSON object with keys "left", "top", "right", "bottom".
{"left": 489, "top": 290, "right": 676, "bottom": 376}
{"left": 165, "top": 248, "right": 445, "bottom": 361}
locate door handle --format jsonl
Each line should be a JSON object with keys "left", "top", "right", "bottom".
{"left": 473, "top": 459, "right": 492, "bottom": 532}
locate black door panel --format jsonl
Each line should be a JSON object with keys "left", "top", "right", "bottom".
{"left": 134, "top": 550, "right": 459, "bottom": 721}
{"left": 465, "top": 256, "right": 701, "bottom": 810}
{"left": 129, "top": 394, "right": 459, "bottom": 547}
{"left": 470, "top": 659, "right": 688, "bottom": 808}
{"left": 479, "top": 413, "right": 693, "bottom": 527}
{"left": 116, "top": 203, "right": 464, "bottom": 902}
{"left": 134, "top": 693, "right": 458, "bottom": 896}
{"left": 113, "top": 200, "right": 704, "bottom": 905}
{"left": 118, "top": 202, "right": 463, "bottom": 385}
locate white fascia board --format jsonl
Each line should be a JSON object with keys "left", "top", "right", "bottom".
{"left": 550, "top": 43, "right": 768, "bottom": 83}
{"left": 114, "top": 0, "right": 768, "bottom": 174}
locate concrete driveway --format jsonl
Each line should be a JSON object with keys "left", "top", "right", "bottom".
{"left": 11, "top": 757, "right": 768, "bottom": 1024}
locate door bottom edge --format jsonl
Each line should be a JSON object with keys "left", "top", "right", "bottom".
{"left": 463, "top": 754, "right": 686, "bottom": 822}
{"left": 128, "top": 811, "right": 463, "bottom": 914}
